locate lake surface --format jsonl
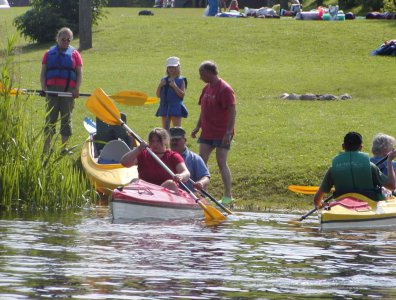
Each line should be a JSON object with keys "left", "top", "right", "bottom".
{"left": 1, "top": 207, "right": 396, "bottom": 299}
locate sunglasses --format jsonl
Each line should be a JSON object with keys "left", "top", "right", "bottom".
{"left": 61, "top": 38, "right": 71, "bottom": 42}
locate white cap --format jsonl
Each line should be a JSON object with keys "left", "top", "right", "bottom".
{"left": 166, "top": 56, "right": 180, "bottom": 67}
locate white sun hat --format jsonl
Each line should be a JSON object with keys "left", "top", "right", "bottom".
{"left": 166, "top": 56, "right": 180, "bottom": 67}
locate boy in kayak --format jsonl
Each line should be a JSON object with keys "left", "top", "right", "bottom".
{"left": 314, "top": 132, "right": 396, "bottom": 208}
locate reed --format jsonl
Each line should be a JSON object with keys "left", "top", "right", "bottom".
{"left": 0, "top": 36, "right": 95, "bottom": 211}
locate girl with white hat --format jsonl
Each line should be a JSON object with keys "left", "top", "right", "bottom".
{"left": 155, "top": 56, "right": 188, "bottom": 131}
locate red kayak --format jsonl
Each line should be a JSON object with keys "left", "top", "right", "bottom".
{"left": 111, "top": 179, "right": 206, "bottom": 221}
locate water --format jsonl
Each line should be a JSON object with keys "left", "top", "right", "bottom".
{"left": 1, "top": 207, "right": 396, "bottom": 299}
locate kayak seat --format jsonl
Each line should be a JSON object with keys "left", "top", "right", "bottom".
{"left": 98, "top": 140, "right": 130, "bottom": 164}
{"left": 329, "top": 197, "right": 371, "bottom": 211}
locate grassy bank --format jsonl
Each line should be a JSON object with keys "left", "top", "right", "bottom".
{"left": 1, "top": 7, "right": 396, "bottom": 211}
{"left": 0, "top": 36, "right": 95, "bottom": 211}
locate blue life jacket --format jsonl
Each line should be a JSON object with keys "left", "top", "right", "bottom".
{"left": 46, "top": 46, "right": 77, "bottom": 89}
{"left": 332, "top": 151, "right": 383, "bottom": 200}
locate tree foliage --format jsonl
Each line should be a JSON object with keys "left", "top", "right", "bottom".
{"left": 383, "top": 0, "right": 396, "bottom": 11}
{"left": 13, "top": 0, "right": 108, "bottom": 43}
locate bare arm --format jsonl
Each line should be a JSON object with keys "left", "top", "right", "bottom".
{"left": 174, "top": 162, "right": 190, "bottom": 183}
{"left": 169, "top": 78, "right": 185, "bottom": 99}
{"left": 194, "top": 176, "right": 210, "bottom": 190}
{"left": 384, "top": 149, "right": 396, "bottom": 190}
{"left": 156, "top": 78, "right": 167, "bottom": 98}
{"left": 40, "top": 64, "right": 47, "bottom": 91}
{"left": 72, "top": 65, "right": 82, "bottom": 98}
{"left": 191, "top": 112, "right": 202, "bottom": 138}
{"left": 313, "top": 190, "right": 326, "bottom": 208}
{"left": 222, "top": 103, "right": 236, "bottom": 145}
{"left": 120, "top": 143, "right": 145, "bottom": 168}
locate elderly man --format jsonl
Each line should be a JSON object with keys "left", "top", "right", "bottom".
{"left": 191, "top": 61, "right": 236, "bottom": 204}
{"left": 170, "top": 127, "right": 210, "bottom": 191}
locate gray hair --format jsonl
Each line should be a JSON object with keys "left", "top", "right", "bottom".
{"left": 199, "top": 61, "right": 218, "bottom": 75}
{"left": 371, "top": 133, "right": 395, "bottom": 156}
{"left": 56, "top": 27, "right": 73, "bottom": 39}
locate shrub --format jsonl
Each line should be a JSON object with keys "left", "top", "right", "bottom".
{"left": 336, "top": 0, "right": 389, "bottom": 11}
{"left": 13, "top": 0, "right": 108, "bottom": 43}
{"left": 383, "top": 0, "right": 396, "bottom": 11}
{"left": 0, "top": 36, "right": 95, "bottom": 211}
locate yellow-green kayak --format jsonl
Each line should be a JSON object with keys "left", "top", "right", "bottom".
{"left": 320, "top": 193, "right": 396, "bottom": 231}
{"left": 81, "top": 137, "right": 138, "bottom": 197}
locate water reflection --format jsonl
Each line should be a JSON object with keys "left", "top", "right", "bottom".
{"left": 1, "top": 208, "right": 396, "bottom": 299}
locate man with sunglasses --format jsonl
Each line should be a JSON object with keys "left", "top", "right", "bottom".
{"left": 40, "top": 27, "right": 83, "bottom": 153}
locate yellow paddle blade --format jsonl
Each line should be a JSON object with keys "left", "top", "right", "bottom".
{"left": 197, "top": 200, "right": 227, "bottom": 222}
{"left": 110, "top": 91, "right": 148, "bottom": 106}
{"left": 288, "top": 185, "right": 335, "bottom": 195}
{"left": 0, "top": 82, "right": 14, "bottom": 96}
{"left": 0, "top": 82, "right": 5, "bottom": 95}
{"left": 288, "top": 185, "right": 319, "bottom": 195}
{"left": 0, "top": 82, "right": 26, "bottom": 96}
{"left": 86, "top": 88, "right": 121, "bottom": 126}
{"left": 206, "top": 205, "right": 227, "bottom": 221}
{"left": 9, "top": 89, "right": 19, "bottom": 96}
{"left": 145, "top": 97, "right": 159, "bottom": 104}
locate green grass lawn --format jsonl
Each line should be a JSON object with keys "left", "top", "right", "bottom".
{"left": 1, "top": 7, "right": 396, "bottom": 211}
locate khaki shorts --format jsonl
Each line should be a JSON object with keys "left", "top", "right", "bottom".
{"left": 44, "top": 86, "right": 75, "bottom": 137}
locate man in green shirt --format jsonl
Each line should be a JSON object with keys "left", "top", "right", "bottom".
{"left": 314, "top": 132, "right": 396, "bottom": 208}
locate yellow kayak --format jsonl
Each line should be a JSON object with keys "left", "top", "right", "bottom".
{"left": 320, "top": 193, "right": 396, "bottom": 231}
{"left": 81, "top": 137, "right": 138, "bottom": 196}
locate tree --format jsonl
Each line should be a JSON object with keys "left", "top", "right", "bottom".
{"left": 13, "top": 0, "right": 107, "bottom": 44}
{"left": 280, "top": 0, "right": 288, "bottom": 11}
{"left": 79, "top": 0, "right": 92, "bottom": 50}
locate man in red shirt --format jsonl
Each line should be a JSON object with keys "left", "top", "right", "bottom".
{"left": 191, "top": 61, "right": 236, "bottom": 204}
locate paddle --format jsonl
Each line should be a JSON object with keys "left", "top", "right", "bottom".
{"left": 83, "top": 117, "right": 97, "bottom": 158}
{"left": 298, "top": 194, "right": 333, "bottom": 221}
{"left": 0, "top": 83, "right": 158, "bottom": 106}
{"left": 297, "top": 155, "right": 389, "bottom": 221}
{"left": 189, "top": 179, "right": 233, "bottom": 215}
{"left": 288, "top": 185, "right": 320, "bottom": 195}
{"left": 83, "top": 117, "right": 96, "bottom": 135}
{"left": 86, "top": 88, "right": 226, "bottom": 222}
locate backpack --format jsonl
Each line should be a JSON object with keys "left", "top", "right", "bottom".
{"left": 138, "top": 10, "right": 154, "bottom": 16}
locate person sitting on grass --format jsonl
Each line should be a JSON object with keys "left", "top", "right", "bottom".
{"left": 314, "top": 132, "right": 396, "bottom": 208}
{"left": 120, "top": 127, "right": 190, "bottom": 194}
{"left": 228, "top": 0, "right": 239, "bottom": 11}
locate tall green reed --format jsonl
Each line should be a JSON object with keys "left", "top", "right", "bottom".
{"left": 0, "top": 36, "right": 95, "bottom": 211}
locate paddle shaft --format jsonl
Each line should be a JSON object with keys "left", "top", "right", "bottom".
{"left": 299, "top": 155, "right": 389, "bottom": 221}
{"left": 189, "top": 179, "right": 233, "bottom": 215}
{"left": 299, "top": 194, "right": 333, "bottom": 221}
{"left": 20, "top": 90, "right": 94, "bottom": 98}
{"left": 10, "top": 89, "right": 156, "bottom": 102}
